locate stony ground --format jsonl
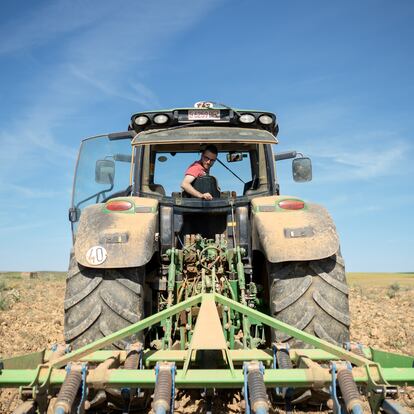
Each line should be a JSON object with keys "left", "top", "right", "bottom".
{"left": 0, "top": 274, "right": 413, "bottom": 413}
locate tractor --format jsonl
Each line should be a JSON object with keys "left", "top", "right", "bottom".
{"left": 66, "top": 102, "right": 348, "bottom": 352}
{"left": 1, "top": 103, "right": 413, "bottom": 414}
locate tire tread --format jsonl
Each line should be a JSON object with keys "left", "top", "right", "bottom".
{"left": 64, "top": 253, "right": 144, "bottom": 349}
{"left": 268, "top": 252, "right": 350, "bottom": 347}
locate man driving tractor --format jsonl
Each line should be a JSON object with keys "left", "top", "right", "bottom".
{"left": 180, "top": 144, "right": 218, "bottom": 200}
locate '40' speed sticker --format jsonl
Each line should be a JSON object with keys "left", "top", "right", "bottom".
{"left": 86, "top": 246, "right": 107, "bottom": 265}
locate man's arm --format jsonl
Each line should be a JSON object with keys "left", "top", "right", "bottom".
{"left": 181, "top": 175, "right": 213, "bottom": 200}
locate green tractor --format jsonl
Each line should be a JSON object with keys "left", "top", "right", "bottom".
{"left": 2, "top": 103, "right": 413, "bottom": 414}
{"left": 67, "top": 103, "right": 348, "bottom": 353}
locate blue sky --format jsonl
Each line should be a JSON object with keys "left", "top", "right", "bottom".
{"left": 0, "top": 0, "right": 413, "bottom": 272}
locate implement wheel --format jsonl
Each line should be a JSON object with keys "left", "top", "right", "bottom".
{"left": 268, "top": 251, "right": 350, "bottom": 347}
{"left": 64, "top": 252, "right": 144, "bottom": 349}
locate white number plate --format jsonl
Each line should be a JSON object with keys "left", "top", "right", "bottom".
{"left": 188, "top": 109, "right": 220, "bottom": 120}
{"left": 86, "top": 246, "right": 107, "bottom": 265}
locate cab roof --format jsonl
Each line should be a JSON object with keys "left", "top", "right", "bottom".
{"left": 131, "top": 126, "right": 278, "bottom": 146}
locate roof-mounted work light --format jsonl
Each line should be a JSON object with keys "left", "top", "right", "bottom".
{"left": 239, "top": 114, "right": 255, "bottom": 124}
{"left": 153, "top": 114, "right": 169, "bottom": 124}
{"left": 134, "top": 115, "right": 149, "bottom": 126}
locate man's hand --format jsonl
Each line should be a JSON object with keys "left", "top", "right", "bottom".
{"left": 200, "top": 192, "right": 213, "bottom": 200}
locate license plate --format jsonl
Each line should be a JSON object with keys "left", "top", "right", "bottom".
{"left": 188, "top": 109, "right": 221, "bottom": 120}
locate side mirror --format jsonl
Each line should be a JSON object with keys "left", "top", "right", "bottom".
{"left": 292, "top": 157, "right": 312, "bottom": 182}
{"left": 227, "top": 152, "right": 244, "bottom": 162}
{"left": 68, "top": 207, "right": 80, "bottom": 223}
{"left": 95, "top": 159, "right": 115, "bottom": 184}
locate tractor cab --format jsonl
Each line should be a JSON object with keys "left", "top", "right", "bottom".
{"left": 69, "top": 103, "right": 312, "bottom": 260}
{"left": 69, "top": 104, "right": 311, "bottom": 237}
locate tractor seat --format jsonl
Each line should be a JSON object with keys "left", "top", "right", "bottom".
{"left": 183, "top": 175, "right": 220, "bottom": 198}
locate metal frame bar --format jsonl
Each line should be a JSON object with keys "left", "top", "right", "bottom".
{"left": 1, "top": 368, "right": 413, "bottom": 389}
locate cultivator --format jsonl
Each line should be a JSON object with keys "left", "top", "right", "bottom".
{"left": 1, "top": 292, "right": 413, "bottom": 413}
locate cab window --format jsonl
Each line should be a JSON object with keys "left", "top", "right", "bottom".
{"left": 153, "top": 150, "right": 254, "bottom": 196}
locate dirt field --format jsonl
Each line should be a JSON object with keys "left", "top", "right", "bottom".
{"left": 0, "top": 272, "right": 413, "bottom": 413}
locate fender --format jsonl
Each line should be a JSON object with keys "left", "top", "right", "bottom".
{"left": 74, "top": 197, "right": 158, "bottom": 268}
{"left": 251, "top": 195, "right": 339, "bottom": 263}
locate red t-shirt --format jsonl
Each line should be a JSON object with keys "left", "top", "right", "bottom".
{"left": 185, "top": 161, "right": 207, "bottom": 178}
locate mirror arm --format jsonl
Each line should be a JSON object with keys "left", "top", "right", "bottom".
{"left": 274, "top": 150, "right": 297, "bottom": 161}
{"left": 113, "top": 154, "right": 132, "bottom": 162}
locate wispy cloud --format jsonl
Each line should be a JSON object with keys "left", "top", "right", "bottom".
{"left": 0, "top": 219, "right": 59, "bottom": 234}
{"left": 314, "top": 137, "right": 410, "bottom": 181}
{"left": 0, "top": 183, "right": 70, "bottom": 199}
{"left": 69, "top": 65, "right": 160, "bottom": 107}
{"left": 0, "top": 1, "right": 116, "bottom": 55}
{"left": 277, "top": 94, "right": 414, "bottom": 190}
{"left": 0, "top": 0, "right": 220, "bottom": 190}
{"left": 331, "top": 192, "right": 414, "bottom": 218}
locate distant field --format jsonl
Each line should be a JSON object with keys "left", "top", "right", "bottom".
{"left": 0, "top": 271, "right": 66, "bottom": 281}
{"left": 1, "top": 271, "right": 413, "bottom": 285}
{"left": 347, "top": 272, "right": 414, "bottom": 287}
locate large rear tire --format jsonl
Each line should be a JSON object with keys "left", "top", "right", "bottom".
{"left": 268, "top": 251, "right": 350, "bottom": 348}
{"left": 64, "top": 252, "right": 144, "bottom": 350}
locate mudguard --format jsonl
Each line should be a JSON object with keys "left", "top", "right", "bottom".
{"left": 251, "top": 195, "right": 339, "bottom": 263}
{"left": 74, "top": 197, "right": 158, "bottom": 268}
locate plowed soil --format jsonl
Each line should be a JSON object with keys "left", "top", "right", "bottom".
{"left": 0, "top": 273, "right": 413, "bottom": 413}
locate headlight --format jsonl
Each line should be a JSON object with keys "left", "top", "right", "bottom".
{"left": 134, "top": 115, "right": 149, "bottom": 126}
{"left": 258, "top": 114, "right": 273, "bottom": 125}
{"left": 239, "top": 113, "right": 255, "bottom": 123}
{"left": 154, "top": 114, "right": 169, "bottom": 124}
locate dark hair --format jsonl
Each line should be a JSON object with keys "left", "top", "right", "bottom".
{"left": 203, "top": 144, "right": 218, "bottom": 155}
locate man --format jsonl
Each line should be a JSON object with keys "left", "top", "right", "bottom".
{"left": 181, "top": 145, "right": 218, "bottom": 200}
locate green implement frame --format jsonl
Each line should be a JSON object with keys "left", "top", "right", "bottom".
{"left": 1, "top": 293, "right": 413, "bottom": 413}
